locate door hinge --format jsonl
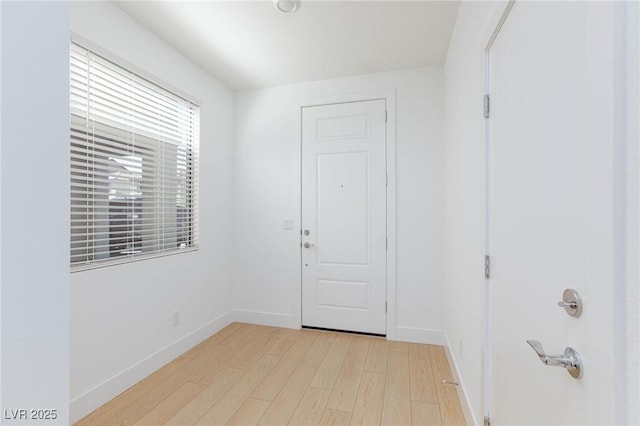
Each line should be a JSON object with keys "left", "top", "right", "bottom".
{"left": 484, "top": 416, "right": 491, "bottom": 426}
{"left": 485, "top": 255, "right": 491, "bottom": 279}
{"left": 483, "top": 94, "right": 490, "bottom": 119}
{"left": 385, "top": 110, "right": 388, "bottom": 123}
{"left": 385, "top": 301, "right": 388, "bottom": 313}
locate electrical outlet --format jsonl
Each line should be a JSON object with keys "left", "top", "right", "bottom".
{"left": 172, "top": 310, "right": 180, "bottom": 326}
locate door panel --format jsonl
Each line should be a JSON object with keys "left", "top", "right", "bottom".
{"left": 316, "top": 280, "right": 369, "bottom": 310}
{"left": 488, "top": 2, "right": 615, "bottom": 424}
{"left": 317, "top": 152, "right": 369, "bottom": 265}
{"left": 302, "top": 100, "right": 386, "bottom": 335}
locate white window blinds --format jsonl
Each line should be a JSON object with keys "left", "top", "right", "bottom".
{"left": 70, "top": 42, "right": 199, "bottom": 268}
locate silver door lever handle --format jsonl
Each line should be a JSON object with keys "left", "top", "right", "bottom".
{"left": 526, "top": 340, "right": 582, "bottom": 379}
{"left": 303, "top": 242, "right": 315, "bottom": 248}
{"left": 527, "top": 340, "right": 566, "bottom": 366}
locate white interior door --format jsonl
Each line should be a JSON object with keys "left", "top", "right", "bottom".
{"left": 301, "top": 99, "right": 387, "bottom": 335}
{"left": 488, "top": 1, "right": 616, "bottom": 424}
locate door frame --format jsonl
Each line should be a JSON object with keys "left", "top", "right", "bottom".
{"left": 619, "top": 1, "right": 640, "bottom": 422}
{"left": 481, "top": 0, "right": 629, "bottom": 422}
{"left": 481, "top": 3, "right": 515, "bottom": 420}
{"left": 294, "top": 90, "right": 397, "bottom": 339}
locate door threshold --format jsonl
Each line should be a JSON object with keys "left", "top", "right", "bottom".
{"left": 302, "top": 325, "right": 386, "bottom": 338}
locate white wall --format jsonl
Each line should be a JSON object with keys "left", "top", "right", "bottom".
{"left": 70, "top": 2, "right": 235, "bottom": 422}
{"left": 1, "top": 1, "right": 70, "bottom": 424}
{"left": 233, "top": 68, "right": 445, "bottom": 341}
{"left": 442, "top": 2, "right": 503, "bottom": 423}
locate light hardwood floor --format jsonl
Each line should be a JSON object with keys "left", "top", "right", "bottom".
{"left": 75, "top": 323, "right": 467, "bottom": 426}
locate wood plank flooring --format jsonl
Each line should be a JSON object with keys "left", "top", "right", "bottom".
{"left": 74, "top": 323, "right": 466, "bottom": 426}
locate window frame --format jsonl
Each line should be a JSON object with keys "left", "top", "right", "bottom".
{"left": 70, "top": 35, "right": 201, "bottom": 272}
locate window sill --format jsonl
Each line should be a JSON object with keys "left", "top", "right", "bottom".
{"left": 70, "top": 246, "right": 199, "bottom": 273}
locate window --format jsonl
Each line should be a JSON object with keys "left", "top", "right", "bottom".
{"left": 70, "top": 42, "right": 199, "bottom": 269}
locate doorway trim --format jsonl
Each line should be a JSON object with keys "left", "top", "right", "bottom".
{"left": 480, "top": 2, "right": 516, "bottom": 421}
{"left": 293, "top": 90, "right": 397, "bottom": 340}
{"left": 618, "top": 1, "right": 639, "bottom": 422}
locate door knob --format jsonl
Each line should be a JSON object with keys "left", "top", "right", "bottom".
{"left": 303, "top": 242, "right": 315, "bottom": 248}
{"left": 526, "top": 340, "right": 582, "bottom": 379}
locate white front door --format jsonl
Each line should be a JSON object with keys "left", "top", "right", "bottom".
{"left": 487, "top": 1, "right": 616, "bottom": 424}
{"left": 301, "top": 99, "right": 387, "bottom": 335}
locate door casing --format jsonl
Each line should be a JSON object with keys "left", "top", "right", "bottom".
{"left": 294, "top": 90, "right": 397, "bottom": 340}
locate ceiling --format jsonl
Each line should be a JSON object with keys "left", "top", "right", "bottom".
{"left": 115, "top": 0, "right": 460, "bottom": 91}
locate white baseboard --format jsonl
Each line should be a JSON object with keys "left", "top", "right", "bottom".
{"left": 232, "top": 309, "right": 296, "bottom": 329}
{"left": 443, "top": 334, "right": 478, "bottom": 426}
{"left": 393, "top": 326, "right": 447, "bottom": 345}
{"left": 69, "top": 311, "right": 234, "bottom": 424}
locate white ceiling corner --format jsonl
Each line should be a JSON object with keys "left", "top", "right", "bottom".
{"left": 114, "top": 0, "right": 460, "bottom": 91}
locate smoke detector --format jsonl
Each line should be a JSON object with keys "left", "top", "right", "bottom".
{"left": 274, "top": 0, "right": 300, "bottom": 13}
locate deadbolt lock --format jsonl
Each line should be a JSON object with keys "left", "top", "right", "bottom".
{"left": 558, "top": 288, "right": 582, "bottom": 317}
